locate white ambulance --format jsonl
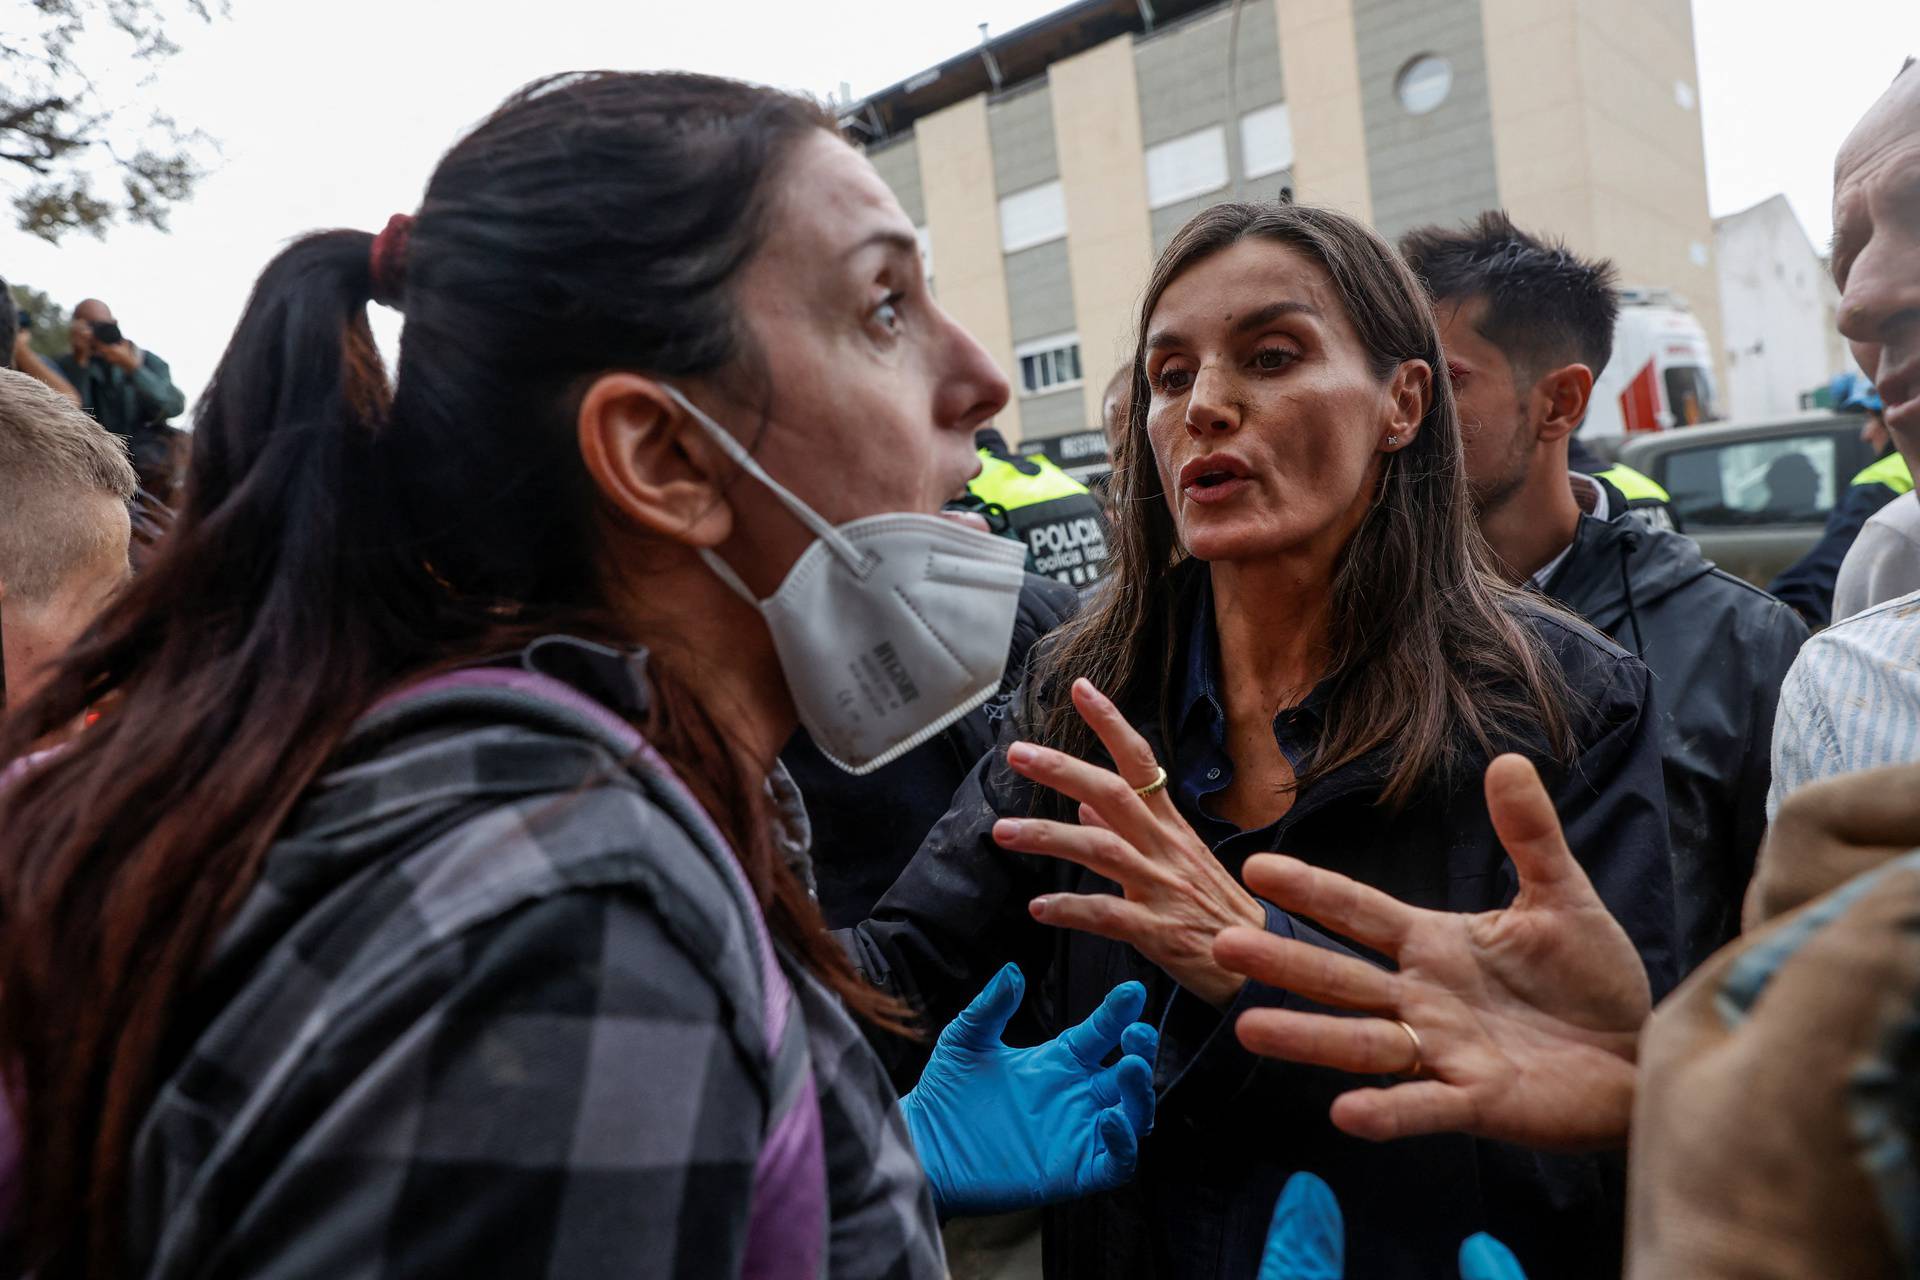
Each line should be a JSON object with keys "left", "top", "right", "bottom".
{"left": 1583, "top": 287, "right": 1724, "bottom": 439}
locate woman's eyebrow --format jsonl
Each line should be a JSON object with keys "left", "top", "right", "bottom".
{"left": 1147, "top": 298, "right": 1321, "bottom": 353}
{"left": 1233, "top": 300, "right": 1321, "bottom": 334}
{"left": 840, "top": 228, "right": 919, "bottom": 261}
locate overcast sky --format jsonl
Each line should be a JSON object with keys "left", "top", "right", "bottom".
{"left": 6, "top": 0, "right": 1916, "bottom": 409}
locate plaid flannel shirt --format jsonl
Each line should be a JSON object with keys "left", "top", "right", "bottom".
{"left": 124, "top": 639, "right": 942, "bottom": 1279}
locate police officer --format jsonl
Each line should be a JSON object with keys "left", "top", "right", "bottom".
{"left": 964, "top": 426, "right": 1111, "bottom": 589}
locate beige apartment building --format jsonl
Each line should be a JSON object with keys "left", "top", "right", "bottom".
{"left": 844, "top": 0, "right": 1721, "bottom": 472}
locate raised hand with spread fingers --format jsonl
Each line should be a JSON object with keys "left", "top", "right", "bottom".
{"left": 1213, "top": 753, "right": 1650, "bottom": 1151}
{"left": 990, "top": 677, "right": 1265, "bottom": 1008}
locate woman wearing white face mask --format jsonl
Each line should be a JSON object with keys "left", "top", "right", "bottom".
{"left": 0, "top": 73, "right": 1158, "bottom": 1279}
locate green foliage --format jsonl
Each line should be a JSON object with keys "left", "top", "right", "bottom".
{"left": 2, "top": 0, "right": 225, "bottom": 243}
{"left": 9, "top": 282, "right": 71, "bottom": 358}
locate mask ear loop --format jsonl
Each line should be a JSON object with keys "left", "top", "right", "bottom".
{"left": 697, "top": 542, "right": 765, "bottom": 605}
{"left": 660, "top": 384, "right": 877, "bottom": 583}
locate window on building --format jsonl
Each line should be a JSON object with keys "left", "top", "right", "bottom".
{"left": 1239, "top": 103, "right": 1294, "bottom": 179}
{"left": 1145, "top": 127, "right": 1228, "bottom": 210}
{"left": 915, "top": 225, "right": 934, "bottom": 292}
{"left": 999, "top": 181, "right": 1067, "bottom": 254}
{"left": 1395, "top": 54, "right": 1453, "bottom": 115}
{"left": 1016, "top": 334, "right": 1083, "bottom": 397}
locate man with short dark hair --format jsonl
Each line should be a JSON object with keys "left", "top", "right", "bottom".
{"left": 52, "top": 297, "right": 185, "bottom": 442}
{"left": 1402, "top": 211, "right": 1809, "bottom": 968}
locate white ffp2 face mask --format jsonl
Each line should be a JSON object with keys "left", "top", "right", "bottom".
{"left": 663, "top": 385, "right": 1029, "bottom": 775}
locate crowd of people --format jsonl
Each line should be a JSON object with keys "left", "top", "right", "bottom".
{"left": 0, "top": 52, "right": 1914, "bottom": 1280}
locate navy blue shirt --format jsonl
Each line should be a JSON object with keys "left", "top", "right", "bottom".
{"left": 1168, "top": 579, "right": 1335, "bottom": 858}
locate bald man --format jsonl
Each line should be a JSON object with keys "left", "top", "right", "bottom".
{"left": 53, "top": 297, "right": 185, "bottom": 442}
{"left": 1769, "top": 58, "right": 1920, "bottom": 816}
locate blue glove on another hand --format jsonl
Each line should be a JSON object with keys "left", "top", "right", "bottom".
{"left": 1259, "top": 1171, "right": 1343, "bottom": 1280}
{"left": 1456, "top": 1233, "right": 1529, "bottom": 1280}
{"left": 1258, "top": 1172, "right": 1529, "bottom": 1280}
{"left": 900, "top": 963, "right": 1158, "bottom": 1216}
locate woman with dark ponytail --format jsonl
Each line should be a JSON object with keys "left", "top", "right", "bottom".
{"left": 0, "top": 72, "right": 1157, "bottom": 1279}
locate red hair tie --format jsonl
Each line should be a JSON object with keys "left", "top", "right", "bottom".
{"left": 369, "top": 213, "right": 415, "bottom": 307}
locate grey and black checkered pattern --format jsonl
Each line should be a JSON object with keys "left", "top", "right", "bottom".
{"left": 125, "top": 646, "right": 942, "bottom": 1279}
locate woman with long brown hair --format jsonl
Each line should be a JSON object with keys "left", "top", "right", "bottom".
{"left": 0, "top": 72, "right": 1161, "bottom": 1279}
{"left": 847, "top": 202, "right": 1678, "bottom": 1278}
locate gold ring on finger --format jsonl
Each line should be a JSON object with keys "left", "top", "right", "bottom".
{"left": 1132, "top": 765, "right": 1169, "bottom": 800}
{"left": 1391, "top": 1019, "right": 1426, "bottom": 1079}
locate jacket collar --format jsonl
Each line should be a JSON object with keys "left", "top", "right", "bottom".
{"left": 1540, "top": 476, "right": 1715, "bottom": 632}
{"left": 518, "top": 635, "right": 815, "bottom": 879}
{"left": 1173, "top": 564, "right": 1336, "bottom": 749}
{"left": 1165, "top": 564, "right": 1396, "bottom": 843}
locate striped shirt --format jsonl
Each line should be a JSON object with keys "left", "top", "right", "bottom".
{"left": 1769, "top": 588, "right": 1920, "bottom": 817}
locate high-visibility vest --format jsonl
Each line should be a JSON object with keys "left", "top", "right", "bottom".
{"left": 1851, "top": 452, "right": 1914, "bottom": 496}
{"left": 1594, "top": 463, "right": 1672, "bottom": 505}
{"left": 969, "top": 447, "right": 1110, "bottom": 588}
{"left": 970, "top": 448, "right": 1091, "bottom": 508}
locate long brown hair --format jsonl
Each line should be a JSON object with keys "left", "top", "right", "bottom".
{"left": 1037, "top": 201, "right": 1576, "bottom": 810}
{"left": 0, "top": 71, "right": 903, "bottom": 1279}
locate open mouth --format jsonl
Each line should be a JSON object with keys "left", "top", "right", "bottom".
{"left": 1178, "top": 454, "right": 1252, "bottom": 501}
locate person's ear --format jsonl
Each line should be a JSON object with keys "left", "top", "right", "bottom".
{"left": 1533, "top": 364, "right": 1594, "bottom": 444}
{"left": 1380, "top": 359, "right": 1430, "bottom": 452}
{"left": 576, "top": 373, "right": 735, "bottom": 550}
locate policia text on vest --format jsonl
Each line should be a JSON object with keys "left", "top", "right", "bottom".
{"left": 969, "top": 446, "right": 1111, "bottom": 589}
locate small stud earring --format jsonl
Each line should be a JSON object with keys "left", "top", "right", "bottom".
{"left": 1386, "top": 435, "right": 1401, "bottom": 446}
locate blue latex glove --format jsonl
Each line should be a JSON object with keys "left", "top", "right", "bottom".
{"left": 1258, "top": 1172, "right": 1344, "bottom": 1280}
{"left": 900, "top": 963, "right": 1158, "bottom": 1216}
{"left": 1258, "top": 1173, "right": 1530, "bottom": 1280}
{"left": 1458, "top": 1234, "right": 1528, "bottom": 1280}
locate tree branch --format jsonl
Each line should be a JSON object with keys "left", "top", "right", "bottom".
{"left": 1, "top": 0, "right": 218, "bottom": 241}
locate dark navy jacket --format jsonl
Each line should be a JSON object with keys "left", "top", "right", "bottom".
{"left": 1544, "top": 474, "right": 1806, "bottom": 968}
{"left": 846, "top": 562, "right": 1676, "bottom": 1280}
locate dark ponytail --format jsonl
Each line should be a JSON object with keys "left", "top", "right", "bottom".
{"left": 0, "top": 72, "right": 903, "bottom": 1279}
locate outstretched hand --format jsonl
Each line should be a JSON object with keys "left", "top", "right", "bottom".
{"left": 1214, "top": 754, "right": 1648, "bottom": 1151}
{"left": 900, "top": 965, "right": 1158, "bottom": 1216}
{"left": 992, "top": 678, "right": 1263, "bottom": 1007}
